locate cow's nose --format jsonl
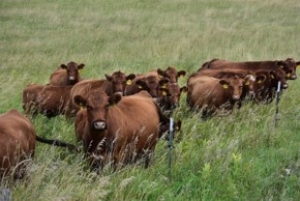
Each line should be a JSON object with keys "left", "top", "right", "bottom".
{"left": 232, "top": 95, "right": 240, "bottom": 100}
{"left": 69, "top": 76, "right": 75, "bottom": 80}
{"left": 93, "top": 121, "right": 107, "bottom": 130}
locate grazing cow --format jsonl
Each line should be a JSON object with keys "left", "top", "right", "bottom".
{"left": 74, "top": 90, "right": 169, "bottom": 171}
{"left": 22, "top": 83, "right": 47, "bottom": 116}
{"left": 147, "top": 66, "right": 186, "bottom": 83}
{"left": 199, "top": 58, "right": 298, "bottom": 80}
{"left": 36, "top": 85, "right": 73, "bottom": 118}
{"left": 50, "top": 61, "right": 85, "bottom": 86}
{"left": 187, "top": 75, "right": 245, "bottom": 117}
{"left": 0, "top": 109, "right": 78, "bottom": 179}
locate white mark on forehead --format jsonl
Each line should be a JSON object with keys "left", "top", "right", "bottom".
{"left": 248, "top": 75, "right": 255, "bottom": 81}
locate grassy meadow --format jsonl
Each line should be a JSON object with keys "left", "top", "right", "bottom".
{"left": 1, "top": 0, "right": 300, "bottom": 200}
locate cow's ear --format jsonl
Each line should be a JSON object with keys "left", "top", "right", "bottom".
{"left": 157, "top": 68, "right": 165, "bottom": 76}
{"left": 74, "top": 95, "right": 87, "bottom": 107}
{"left": 177, "top": 70, "right": 186, "bottom": 78}
{"left": 60, "top": 64, "right": 67, "bottom": 69}
{"left": 296, "top": 61, "right": 300, "bottom": 68}
{"left": 109, "top": 93, "right": 122, "bottom": 106}
{"left": 256, "top": 75, "right": 266, "bottom": 84}
{"left": 78, "top": 64, "right": 85, "bottom": 70}
{"left": 159, "top": 78, "right": 169, "bottom": 88}
{"left": 219, "top": 80, "right": 229, "bottom": 89}
{"left": 126, "top": 74, "right": 136, "bottom": 85}
{"left": 105, "top": 74, "right": 112, "bottom": 81}
{"left": 180, "top": 86, "right": 188, "bottom": 93}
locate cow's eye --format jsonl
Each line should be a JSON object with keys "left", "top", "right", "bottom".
{"left": 86, "top": 105, "right": 92, "bottom": 110}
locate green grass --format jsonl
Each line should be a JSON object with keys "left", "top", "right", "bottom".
{"left": 1, "top": 0, "right": 300, "bottom": 200}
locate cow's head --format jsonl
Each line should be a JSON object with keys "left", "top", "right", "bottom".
{"left": 219, "top": 76, "right": 244, "bottom": 101}
{"left": 135, "top": 75, "right": 159, "bottom": 98}
{"left": 269, "top": 69, "right": 288, "bottom": 90}
{"left": 157, "top": 66, "right": 186, "bottom": 83}
{"left": 157, "top": 79, "right": 188, "bottom": 112}
{"left": 277, "top": 58, "right": 299, "bottom": 80}
{"left": 105, "top": 71, "right": 136, "bottom": 94}
{"left": 60, "top": 61, "right": 85, "bottom": 85}
{"left": 74, "top": 90, "right": 122, "bottom": 132}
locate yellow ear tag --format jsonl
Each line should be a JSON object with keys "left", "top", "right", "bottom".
{"left": 287, "top": 73, "right": 291, "bottom": 77}
{"left": 280, "top": 65, "right": 284, "bottom": 69}
{"left": 161, "top": 84, "right": 167, "bottom": 89}
{"left": 180, "top": 74, "right": 184, "bottom": 78}
{"left": 257, "top": 80, "right": 262, "bottom": 84}
{"left": 223, "top": 84, "right": 228, "bottom": 89}
{"left": 138, "top": 85, "right": 142, "bottom": 89}
{"left": 297, "top": 64, "right": 300, "bottom": 68}
{"left": 271, "top": 75, "right": 274, "bottom": 79}
{"left": 162, "top": 91, "right": 167, "bottom": 96}
{"left": 245, "top": 81, "right": 249, "bottom": 86}
{"left": 126, "top": 80, "right": 132, "bottom": 85}
{"left": 79, "top": 103, "right": 84, "bottom": 110}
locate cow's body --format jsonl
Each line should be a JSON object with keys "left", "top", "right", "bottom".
{"left": 22, "top": 83, "right": 47, "bottom": 116}
{"left": 50, "top": 61, "right": 85, "bottom": 86}
{"left": 187, "top": 75, "right": 244, "bottom": 117}
{"left": 74, "top": 90, "right": 163, "bottom": 170}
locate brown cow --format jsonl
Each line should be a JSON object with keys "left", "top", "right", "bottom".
{"left": 199, "top": 58, "right": 298, "bottom": 80}
{"left": 156, "top": 79, "right": 188, "bottom": 115}
{"left": 50, "top": 61, "right": 85, "bottom": 86}
{"left": 36, "top": 85, "right": 73, "bottom": 118}
{"left": 74, "top": 90, "right": 170, "bottom": 171}
{"left": 68, "top": 71, "right": 136, "bottom": 117}
{"left": 124, "top": 75, "right": 160, "bottom": 97}
{"left": 187, "top": 75, "right": 245, "bottom": 118}
{"left": 0, "top": 109, "right": 78, "bottom": 179}
{"left": 147, "top": 66, "right": 186, "bottom": 83}
{"left": 22, "top": 83, "right": 48, "bottom": 116}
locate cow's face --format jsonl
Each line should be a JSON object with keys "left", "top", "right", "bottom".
{"left": 106, "top": 71, "right": 135, "bottom": 94}
{"left": 157, "top": 67, "right": 186, "bottom": 83}
{"left": 282, "top": 58, "right": 298, "bottom": 80}
{"left": 135, "top": 76, "right": 159, "bottom": 97}
{"left": 157, "top": 79, "right": 187, "bottom": 110}
{"left": 74, "top": 91, "right": 122, "bottom": 131}
{"left": 61, "top": 62, "right": 85, "bottom": 85}
{"left": 270, "top": 69, "right": 288, "bottom": 89}
{"left": 219, "top": 76, "right": 244, "bottom": 101}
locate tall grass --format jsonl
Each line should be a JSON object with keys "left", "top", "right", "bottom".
{"left": 1, "top": 0, "right": 300, "bottom": 200}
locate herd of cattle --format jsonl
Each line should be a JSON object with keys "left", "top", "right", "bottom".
{"left": 0, "top": 58, "right": 299, "bottom": 179}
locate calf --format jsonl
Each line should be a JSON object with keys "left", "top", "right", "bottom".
{"left": 50, "top": 61, "right": 85, "bottom": 86}
{"left": 74, "top": 90, "right": 166, "bottom": 171}
{"left": 187, "top": 75, "right": 245, "bottom": 117}
{"left": 147, "top": 66, "right": 186, "bottom": 83}
{"left": 0, "top": 109, "right": 77, "bottom": 179}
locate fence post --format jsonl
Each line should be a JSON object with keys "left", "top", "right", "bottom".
{"left": 168, "top": 118, "right": 174, "bottom": 181}
{"left": 275, "top": 81, "right": 281, "bottom": 127}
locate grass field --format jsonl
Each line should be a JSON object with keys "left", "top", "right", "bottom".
{"left": 1, "top": 0, "right": 300, "bottom": 200}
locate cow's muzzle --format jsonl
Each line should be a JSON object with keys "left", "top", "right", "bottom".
{"left": 92, "top": 120, "right": 107, "bottom": 131}
{"left": 69, "top": 76, "right": 75, "bottom": 81}
{"left": 281, "top": 83, "right": 289, "bottom": 89}
{"left": 290, "top": 74, "right": 297, "bottom": 80}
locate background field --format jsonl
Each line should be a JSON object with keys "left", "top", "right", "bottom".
{"left": 1, "top": 0, "right": 300, "bottom": 200}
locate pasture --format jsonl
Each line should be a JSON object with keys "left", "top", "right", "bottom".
{"left": 1, "top": 0, "right": 300, "bottom": 200}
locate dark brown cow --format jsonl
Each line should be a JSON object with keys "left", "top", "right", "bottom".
{"left": 50, "top": 61, "right": 85, "bottom": 86}
{"left": 199, "top": 58, "right": 298, "bottom": 80}
{"left": 36, "top": 85, "right": 73, "bottom": 118}
{"left": 74, "top": 90, "right": 169, "bottom": 171}
{"left": 156, "top": 79, "right": 188, "bottom": 115}
{"left": 187, "top": 75, "right": 245, "bottom": 117}
{"left": 147, "top": 66, "right": 186, "bottom": 83}
{"left": 0, "top": 109, "right": 78, "bottom": 179}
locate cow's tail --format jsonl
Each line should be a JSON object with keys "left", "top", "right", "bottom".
{"left": 36, "top": 135, "right": 81, "bottom": 152}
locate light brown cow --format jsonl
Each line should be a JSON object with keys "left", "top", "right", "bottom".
{"left": 50, "top": 61, "right": 85, "bottom": 86}
{"left": 0, "top": 109, "right": 78, "bottom": 179}
{"left": 74, "top": 90, "right": 168, "bottom": 171}
{"left": 187, "top": 75, "right": 245, "bottom": 118}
